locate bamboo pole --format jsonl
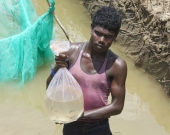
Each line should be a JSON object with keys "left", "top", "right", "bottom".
{"left": 46, "top": 0, "right": 73, "bottom": 43}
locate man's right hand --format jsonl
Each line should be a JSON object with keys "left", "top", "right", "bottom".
{"left": 55, "top": 52, "right": 69, "bottom": 68}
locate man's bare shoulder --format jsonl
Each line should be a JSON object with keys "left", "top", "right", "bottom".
{"left": 67, "top": 42, "right": 84, "bottom": 56}
{"left": 108, "top": 50, "right": 126, "bottom": 67}
{"left": 107, "top": 51, "right": 127, "bottom": 79}
{"left": 114, "top": 57, "right": 127, "bottom": 70}
{"left": 69, "top": 42, "right": 84, "bottom": 49}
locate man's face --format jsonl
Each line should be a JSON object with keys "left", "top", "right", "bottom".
{"left": 90, "top": 25, "right": 117, "bottom": 52}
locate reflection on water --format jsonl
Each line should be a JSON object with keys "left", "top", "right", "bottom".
{"left": 0, "top": 0, "right": 170, "bottom": 135}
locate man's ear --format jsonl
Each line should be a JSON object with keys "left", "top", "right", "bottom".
{"left": 90, "top": 28, "right": 92, "bottom": 34}
{"left": 113, "top": 31, "right": 118, "bottom": 41}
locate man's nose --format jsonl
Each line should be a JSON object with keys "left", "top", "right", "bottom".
{"left": 99, "top": 36, "right": 105, "bottom": 43}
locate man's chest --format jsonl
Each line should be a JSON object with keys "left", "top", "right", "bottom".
{"left": 80, "top": 56, "right": 106, "bottom": 74}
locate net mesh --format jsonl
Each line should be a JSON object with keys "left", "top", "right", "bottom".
{"left": 0, "top": 0, "right": 55, "bottom": 83}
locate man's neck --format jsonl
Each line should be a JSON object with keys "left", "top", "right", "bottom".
{"left": 85, "top": 42, "right": 107, "bottom": 59}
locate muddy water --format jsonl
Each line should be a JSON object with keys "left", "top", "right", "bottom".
{"left": 0, "top": 0, "right": 170, "bottom": 135}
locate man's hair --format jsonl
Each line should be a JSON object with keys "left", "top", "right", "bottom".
{"left": 91, "top": 6, "right": 121, "bottom": 35}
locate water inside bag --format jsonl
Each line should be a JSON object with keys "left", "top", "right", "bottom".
{"left": 45, "top": 85, "right": 84, "bottom": 123}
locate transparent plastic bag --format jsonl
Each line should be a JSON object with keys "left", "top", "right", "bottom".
{"left": 45, "top": 41, "right": 84, "bottom": 123}
{"left": 50, "top": 40, "right": 70, "bottom": 56}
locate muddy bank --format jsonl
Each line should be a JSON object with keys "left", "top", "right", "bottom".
{"left": 81, "top": 0, "right": 170, "bottom": 97}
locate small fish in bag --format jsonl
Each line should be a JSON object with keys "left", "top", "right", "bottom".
{"left": 45, "top": 41, "right": 84, "bottom": 124}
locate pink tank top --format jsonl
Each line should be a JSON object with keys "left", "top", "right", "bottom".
{"left": 69, "top": 43, "right": 111, "bottom": 111}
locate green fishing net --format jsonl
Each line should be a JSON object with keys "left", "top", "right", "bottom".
{"left": 0, "top": 0, "right": 55, "bottom": 83}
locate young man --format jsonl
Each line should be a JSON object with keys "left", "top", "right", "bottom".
{"left": 46, "top": 6, "right": 127, "bottom": 135}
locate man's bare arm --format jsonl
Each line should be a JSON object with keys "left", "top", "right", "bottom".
{"left": 79, "top": 57, "right": 127, "bottom": 119}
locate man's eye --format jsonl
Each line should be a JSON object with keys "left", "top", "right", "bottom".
{"left": 95, "top": 31, "right": 102, "bottom": 36}
{"left": 105, "top": 35, "right": 112, "bottom": 39}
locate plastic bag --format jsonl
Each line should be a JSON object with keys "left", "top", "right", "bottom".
{"left": 50, "top": 40, "right": 70, "bottom": 56}
{"left": 45, "top": 41, "right": 84, "bottom": 123}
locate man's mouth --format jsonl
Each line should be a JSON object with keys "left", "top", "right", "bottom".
{"left": 96, "top": 44, "right": 104, "bottom": 48}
